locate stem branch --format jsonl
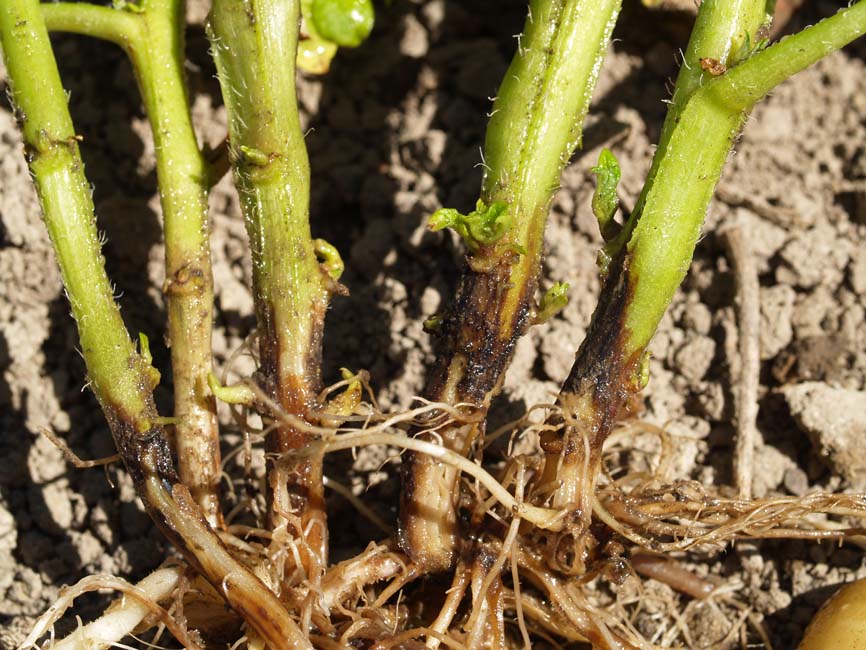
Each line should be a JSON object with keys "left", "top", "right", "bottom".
{"left": 400, "top": 0, "right": 622, "bottom": 572}
{"left": 41, "top": 1, "right": 141, "bottom": 47}
{"left": 207, "top": 0, "right": 335, "bottom": 572}
{"left": 2, "top": 3, "right": 306, "bottom": 645}
{"left": 550, "top": 0, "right": 866, "bottom": 521}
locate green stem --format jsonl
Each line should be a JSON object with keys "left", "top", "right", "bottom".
{"left": 550, "top": 0, "right": 866, "bottom": 519}
{"left": 134, "top": 0, "right": 221, "bottom": 529}
{"left": 207, "top": 0, "right": 334, "bottom": 572}
{"left": 39, "top": 1, "right": 140, "bottom": 47}
{"left": 546, "top": 0, "right": 769, "bottom": 517}
{"left": 640, "top": 0, "right": 771, "bottom": 198}
{"left": 43, "top": 0, "right": 223, "bottom": 529}
{"left": 1, "top": 2, "right": 303, "bottom": 647}
{"left": 399, "top": 0, "right": 622, "bottom": 573}
{"left": 704, "top": 1, "right": 866, "bottom": 113}
{"left": 625, "top": 0, "right": 866, "bottom": 362}
{"left": 481, "top": 0, "right": 621, "bottom": 305}
{"left": 2, "top": 0, "right": 152, "bottom": 429}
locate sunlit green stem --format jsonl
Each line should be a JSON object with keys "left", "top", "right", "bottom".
{"left": 208, "top": 0, "right": 334, "bottom": 572}
{"left": 624, "top": 0, "right": 866, "bottom": 362}
{"left": 637, "top": 0, "right": 771, "bottom": 204}
{"left": 546, "top": 0, "right": 770, "bottom": 517}
{"left": 0, "top": 4, "right": 303, "bottom": 648}
{"left": 400, "top": 0, "right": 622, "bottom": 573}
{"left": 481, "top": 0, "right": 621, "bottom": 285}
{"left": 703, "top": 1, "right": 866, "bottom": 112}
{"left": 40, "top": 1, "right": 140, "bottom": 46}
{"left": 551, "top": 0, "right": 866, "bottom": 518}
{"left": 134, "top": 0, "right": 221, "bottom": 529}
{"left": 43, "top": 0, "right": 223, "bottom": 528}
{"left": 1, "top": 0, "right": 153, "bottom": 432}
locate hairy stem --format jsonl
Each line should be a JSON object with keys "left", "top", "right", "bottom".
{"left": 400, "top": 0, "right": 622, "bottom": 572}
{"left": 1, "top": 0, "right": 157, "bottom": 441}
{"left": 548, "top": 0, "right": 866, "bottom": 521}
{"left": 43, "top": 0, "right": 223, "bottom": 528}
{"left": 1, "top": 4, "right": 309, "bottom": 646}
{"left": 39, "top": 2, "right": 139, "bottom": 45}
{"left": 638, "top": 0, "right": 771, "bottom": 203}
{"left": 207, "top": 0, "right": 336, "bottom": 573}
{"left": 544, "top": 0, "right": 770, "bottom": 519}
{"left": 134, "top": 0, "right": 221, "bottom": 528}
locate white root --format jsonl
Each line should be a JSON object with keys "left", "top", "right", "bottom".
{"left": 320, "top": 543, "right": 406, "bottom": 611}
{"left": 20, "top": 565, "right": 188, "bottom": 650}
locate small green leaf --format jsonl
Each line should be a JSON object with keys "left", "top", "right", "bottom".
{"left": 138, "top": 332, "right": 161, "bottom": 389}
{"left": 536, "top": 282, "right": 569, "bottom": 324}
{"left": 591, "top": 148, "right": 621, "bottom": 242}
{"left": 138, "top": 332, "right": 153, "bottom": 366}
{"left": 297, "top": 38, "right": 339, "bottom": 74}
{"left": 731, "top": 22, "right": 772, "bottom": 67}
{"left": 428, "top": 199, "right": 512, "bottom": 252}
{"left": 596, "top": 247, "right": 612, "bottom": 276}
{"left": 423, "top": 314, "right": 443, "bottom": 332}
{"left": 239, "top": 145, "right": 271, "bottom": 167}
{"left": 313, "top": 238, "right": 345, "bottom": 280}
{"left": 310, "top": 0, "right": 374, "bottom": 48}
{"left": 733, "top": 31, "right": 752, "bottom": 66}
{"left": 208, "top": 372, "right": 255, "bottom": 406}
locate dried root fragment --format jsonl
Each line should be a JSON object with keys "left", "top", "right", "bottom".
{"left": 594, "top": 486, "right": 866, "bottom": 552}
{"left": 629, "top": 551, "right": 716, "bottom": 600}
{"left": 321, "top": 542, "right": 407, "bottom": 611}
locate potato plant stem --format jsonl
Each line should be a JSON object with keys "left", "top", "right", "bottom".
{"left": 640, "top": 0, "right": 771, "bottom": 199}
{"left": 207, "top": 0, "right": 334, "bottom": 572}
{"left": 43, "top": 0, "right": 223, "bottom": 528}
{"left": 38, "top": 2, "right": 139, "bottom": 46}
{"left": 400, "top": 0, "right": 622, "bottom": 572}
{"left": 0, "top": 2, "right": 304, "bottom": 646}
{"left": 132, "top": 0, "right": 221, "bottom": 529}
{"left": 1, "top": 0, "right": 154, "bottom": 441}
{"left": 545, "top": 0, "right": 769, "bottom": 515}
{"left": 549, "top": 0, "right": 866, "bottom": 515}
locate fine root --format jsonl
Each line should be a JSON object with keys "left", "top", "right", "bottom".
{"left": 30, "top": 390, "right": 866, "bottom": 650}
{"left": 21, "top": 566, "right": 192, "bottom": 650}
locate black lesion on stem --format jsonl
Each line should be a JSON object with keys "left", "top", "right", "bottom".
{"left": 424, "top": 256, "right": 535, "bottom": 406}
{"left": 559, "top": 245, "right": 639, "bottom": 434}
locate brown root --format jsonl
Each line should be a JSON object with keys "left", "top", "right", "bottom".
{"left": 35, "top": 384, "right": 866, "bottom": 650}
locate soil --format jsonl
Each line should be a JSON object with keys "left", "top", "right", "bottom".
{"left": 2, "top": 1, "right": 866, "bottom": 648}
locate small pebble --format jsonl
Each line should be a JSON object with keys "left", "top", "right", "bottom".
{"left": 783, "top": 467, "right": 809, "bottom": 496}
